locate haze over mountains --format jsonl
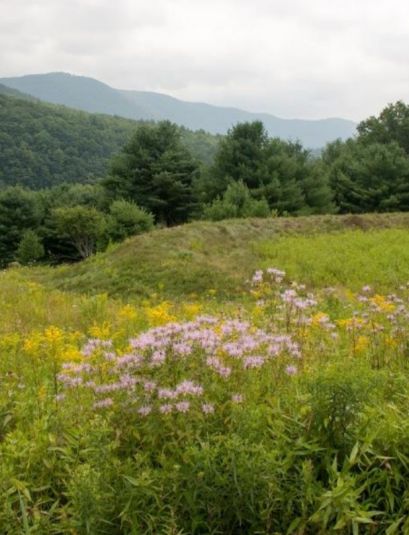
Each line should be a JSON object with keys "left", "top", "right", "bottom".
{"left": 0, "top": 73, "right": 356, "bottom": 148}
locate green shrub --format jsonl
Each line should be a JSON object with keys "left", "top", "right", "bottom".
{"left": 107, "top": 199, "right": 154, "bottom": 242}
{"left": 16, "top": 230, "right": 44, "bottom": 265}
{"left": 203, "top": 181, "right": 270, "bottom": 221}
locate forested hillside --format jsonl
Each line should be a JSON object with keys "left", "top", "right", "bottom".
{"left": 0, "top": 83, "right": 36, "bottom": 100}
{"left": 0, "top": 92, "right": 220, "bottom": 188}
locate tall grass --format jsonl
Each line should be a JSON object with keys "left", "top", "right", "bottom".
{"left": 25, "top": 221, "right": 409, "bottom": 300}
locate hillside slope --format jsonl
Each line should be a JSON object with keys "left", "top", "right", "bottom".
{"left": 0, "top": 93, "right": 219, "bottom": 188}
{"left": 27, "top": 213, "right": 409, "bottom": 299}
{"left": 0, "top": 82, "right": 36, "bottom": 100}
{"left": 0, "top": 72, "right": 357, "bottom": 148}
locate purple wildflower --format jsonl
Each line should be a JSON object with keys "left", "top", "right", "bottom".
{"left": 202, "top": 403, "right": 215, "bottom": 414}
{"left": 175, "top": 401, "right": 190, "bottom": 413}
{"left": 93, "top": 398, "right": 114, "bottom": 409}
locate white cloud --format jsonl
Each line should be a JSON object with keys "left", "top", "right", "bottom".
{"left": 1, "top": 0, "right": 409, "bottom": 120}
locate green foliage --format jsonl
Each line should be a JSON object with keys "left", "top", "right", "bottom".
{"left": 107, "top": 200, "right": 154, "bottom": 242}
{"left": 305, "top": 365, "right": 384, "bottom": 455}
{"left": 105, "top": 121, "right": 200, "bottom": 225}
{"left": 323, "top": 139, "right": 409, "bottom": 213}
{"left": 52, "top": 206, "right": 107, "bottom": 259}
{"left": 211, "top": 121, "right": 269, "bottom": 192}
{"left": 0, "top": 182, "right": 155, "bottom": 265}
{"left": 206, "top": 121, "right": 335, "bottom": 216}
{"left": 357, "top": 100, "right": 409, "bottom": 155}
{"left": 317, "top": 101, "right": 409, "bottom": 215}
{"left": 42, "top": 183, "right": 108, "bottom": 210}
{"left": 0, "top": 93, "right": 219, "bottom": 190}
{"left": 301, "top": 160, "right": 336, "bottom": 215}
{"left": 0, "top": 94, "right": 135, "bottom": 188}
{"left": 16, "top": 230, "right": 44, "bottom": 265}
{"left": 0, "top": 187, "right": 43, "bottom": 267}
{"left": 203, "top": 181, "right": 271, "bottom": 220}
{"left": 36, "top": 184, "right": 109, "bottom": 263}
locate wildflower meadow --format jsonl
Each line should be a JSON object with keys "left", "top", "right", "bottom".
{"left": 3, "top": 226, "right": 409, "bottom": 533}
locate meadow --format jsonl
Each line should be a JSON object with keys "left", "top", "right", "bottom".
{"left": 3, "top": 215, "right": 409, "bottom": 533}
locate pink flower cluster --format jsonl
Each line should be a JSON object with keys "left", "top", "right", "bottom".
{"left": 57, "top": 313, "right": 301, "bottom": 417}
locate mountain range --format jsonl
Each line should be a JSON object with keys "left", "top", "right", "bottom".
{"left": 0, "top": 72, "right": 356, "bottom": 148}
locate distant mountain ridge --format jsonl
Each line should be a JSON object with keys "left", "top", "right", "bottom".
{"left": 0, "top": 72, "right": 356, "bottom": 148}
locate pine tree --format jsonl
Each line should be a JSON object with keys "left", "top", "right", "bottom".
{"left": 323, "top": 139, "right": 409, "bottom": 213}
{"left": 104, "top": 121, "right": 199, "bottom": 225}
{"left": 0, "top": 187, "right": 43, "bottom": 266}
{"left": 209, "top": 121, "right": 270, "bottom": 195}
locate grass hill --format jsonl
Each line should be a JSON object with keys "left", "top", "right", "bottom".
{"left": 26, "top": 213, "right": 409, "bottom": 300}
{"left": 0, "top": 72, "right": 357, "bottom": 148}
{"left": 0, "top": 92, "right": 219, "bottom": 188}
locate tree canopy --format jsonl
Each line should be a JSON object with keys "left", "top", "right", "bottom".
{"left": 0, "top": 93, "right": 218, "bottom": 189}
{"left": 104, "top": 121, "right": 200, "bottom": 225}
{"left": 357, "top": 101, "right": 409, "bottom": 155}
{"left": 204, "top": 121, "right": 335, "bottom": 215}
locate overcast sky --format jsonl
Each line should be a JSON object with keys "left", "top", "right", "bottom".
{"left": 1, "top": 0, "right": 409, "bottom": 120}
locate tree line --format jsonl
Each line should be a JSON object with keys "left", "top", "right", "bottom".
{"left": 2, "top": 99, "right": 409, "bottom": 266}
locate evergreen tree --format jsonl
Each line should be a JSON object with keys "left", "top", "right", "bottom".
{"left": 300, "top": 161, "right": 336, "bottom": 214}
{"left": 323, "top": 139, "right": 409, "bottom": 213}
{"left": 357, "top": 101, "right": 409, "bottom": 155}
{"left": 0, "top": 187, "right": 43, "bottom": 266}
{"left": 208, "top": 121, "right": 270, "bottom": 196}
{"left": 207, "top": 122, "right": 332, "bottom": 215}
{"left": 262, "top": 139, "right": 306, "bottom": 213}
{"left": 104, "top": 121, "right": 199, "bottom": 225}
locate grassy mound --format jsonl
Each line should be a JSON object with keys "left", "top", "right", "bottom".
{"left": 26, "top": 213, "right": 409, "bottom": 299}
